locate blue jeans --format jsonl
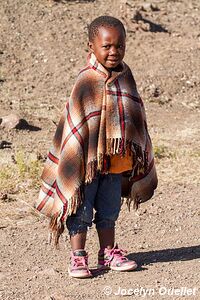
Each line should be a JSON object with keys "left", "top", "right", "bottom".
{"left": 66, "top": 173, "right": 122, "bottom": 236}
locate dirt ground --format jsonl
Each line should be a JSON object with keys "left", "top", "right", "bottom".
{"left": 0, "top": 0, "right": 200, "bottom": 299}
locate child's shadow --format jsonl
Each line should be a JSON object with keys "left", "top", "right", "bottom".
{"left": 127, "top": 245, "right": 200, "bottom": 268}
{"left": 90, "top": 267, "right": 110, "bottom": 277}
{"left": 74, "top": 246, "right": 200, "bottom": 277}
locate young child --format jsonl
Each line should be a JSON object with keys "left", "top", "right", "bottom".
{"left": 35, "top": 16, "right": 157, "bottom": 278}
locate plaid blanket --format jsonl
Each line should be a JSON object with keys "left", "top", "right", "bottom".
{"left": 34, "top": 53, "right": 157, "bottom": 244}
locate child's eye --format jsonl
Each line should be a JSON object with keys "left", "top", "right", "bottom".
{"left": 103, "top": 45, "right": 110, "bottom": 49}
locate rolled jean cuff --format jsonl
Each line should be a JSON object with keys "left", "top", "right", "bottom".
{"left": 95, "top": 219, "right": 115, "bottom": 230}
{"left": 68, "top": 226, "right": 88, "bottom": 236}
{"left": 66, "top": 217, "right": 91, "bottom": 236}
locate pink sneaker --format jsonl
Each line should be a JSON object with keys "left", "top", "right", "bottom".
{"left": 98, "top": 244, "right": 137, "bottom": 271}
{"left": 68, "top": 249, "right": 92, "bottom": 278}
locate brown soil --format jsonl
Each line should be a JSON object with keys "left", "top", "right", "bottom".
{"left": 0, "top": 0, "right": 200, "bottom": 299}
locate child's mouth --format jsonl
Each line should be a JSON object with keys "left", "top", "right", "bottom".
{"left": 107, "top": 59, "right": 119, "bottom": 64}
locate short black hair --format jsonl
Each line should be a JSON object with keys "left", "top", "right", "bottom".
{"left": 88, "top": 16, "right": 126, "bottom": 42}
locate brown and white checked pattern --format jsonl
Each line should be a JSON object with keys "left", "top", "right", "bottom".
{"left": 34, "top": 53, "right": 157, "bottom": 242}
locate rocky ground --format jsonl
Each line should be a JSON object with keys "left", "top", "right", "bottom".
{"left": 0, "top": 0, "right": 200, "bottom": 299}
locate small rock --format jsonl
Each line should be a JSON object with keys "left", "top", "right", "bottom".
{"left": 27, "top": 277, "right": 32, "bottom": 281}
{"left": 141, "top": 3, "right": 160, "bottom": 12}
{"left": 139, "top": 21, "right": 150, "bottom": 31}
{"left": 0, "top": 114, "right": 21, "bottom": 129}
{"left": 0, "top": 193, "right": 15, "bottom": 202}
{"left": 0, "top": 193, "right": 8, "bottom": 201}
{"left": 155, "top": 280, "right": 161, "bottom": 284}
{"left": 0, "top": 113, "right": 41, "bottom": 131}
{"left": 141, "top": 3, "right": 152, "bottom": 12}
{"left": 0, "top": 140, "right": 12, "bottom": 149}
{"left": 38, "top": 268, "right": 58, "bottom": 276}
{"left": 138, "top": 244, "right": 145, "bottom": 249}
{"left": 148, "top": 84, "right": 161, "bottom": 97}
{"left": 159, "top": 95, "right": 172, "bottom": 105}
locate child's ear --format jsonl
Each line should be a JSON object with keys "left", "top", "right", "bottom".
{"left": 88, "top": 41, "right": 94, "bottom": 53}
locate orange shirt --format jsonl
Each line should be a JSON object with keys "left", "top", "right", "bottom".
{"left": 109, "top": 150, "right": 134, "bottom": 174}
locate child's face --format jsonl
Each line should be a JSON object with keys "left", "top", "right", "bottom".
{"left": 89, "top": 26, "right": 126, "bottom": 70}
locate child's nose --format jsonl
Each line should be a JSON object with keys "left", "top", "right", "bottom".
{"left": 109, "top": 46, "right": 118, "bottom": 55}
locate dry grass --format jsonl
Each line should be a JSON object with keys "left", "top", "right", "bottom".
{"left": 0, "top": 150, "right": 43, "bottom": 194}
